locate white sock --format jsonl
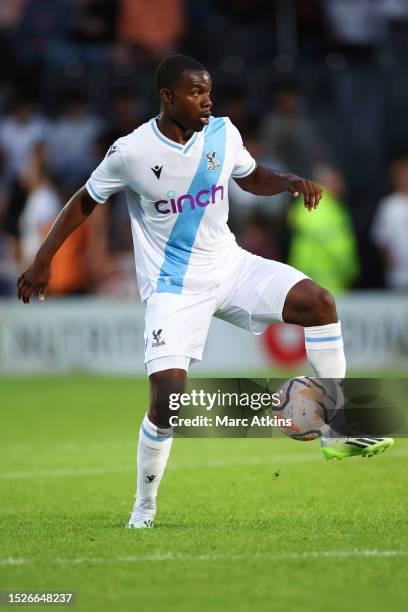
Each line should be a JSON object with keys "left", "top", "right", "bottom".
{"left": 304, "top": 321, "right": 346, "bottom": 378}
{"left": 304, "top": 321, "right": 346, "bottom": 442}
{"left": 130, "top": 414, "right": 173, "bottom": 521}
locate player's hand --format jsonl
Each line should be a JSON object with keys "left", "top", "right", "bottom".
{"left": 286, "top": 174, "right": 323, "bottom": 211}
{"left": 17, "top": 258, "right": 51, "bottom": 304}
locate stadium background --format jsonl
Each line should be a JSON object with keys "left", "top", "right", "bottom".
{"left": 1, "top": 4, "right": 408, "bottom": 612}
{"left": 1, "top": 0, "right": 408, "bottom": 374}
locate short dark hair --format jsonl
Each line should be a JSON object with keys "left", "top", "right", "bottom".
{"left": 154, "top": 55, "right": 207, "bottom": 93}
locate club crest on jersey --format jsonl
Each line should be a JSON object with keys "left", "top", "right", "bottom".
{"left": 152, "top": 329, "right": 165, "bottom": 347}
{"left": 206, "top": 151, "right": 221, "bottom": 171}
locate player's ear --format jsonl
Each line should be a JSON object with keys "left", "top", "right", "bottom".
{"left": 160, "top": 88, "right": 173, "bottom": 105}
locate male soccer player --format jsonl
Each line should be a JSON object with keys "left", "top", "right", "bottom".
{"left": 17, "top": 55, "right": 393, "bottom": 528}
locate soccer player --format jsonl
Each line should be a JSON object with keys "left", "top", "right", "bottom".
{"left": 17, "top": 55, "right": 393, "bottom": 528}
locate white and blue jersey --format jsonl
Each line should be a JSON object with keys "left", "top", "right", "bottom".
{"left": 86, "top": 116, "right": 256, "bottom": 301}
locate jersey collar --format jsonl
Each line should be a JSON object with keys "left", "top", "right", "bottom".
{"left": 150, "top": 117, "right": 201, "bottom": 155}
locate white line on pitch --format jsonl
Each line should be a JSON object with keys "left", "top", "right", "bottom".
{"left": 1, "top": 549, "right": 407, "bottom": 567}
{"left": 0, "top": 558, "right": 25, "bottom": 566}
{"left": 1, "top": 450, "right": 408, "bottom": 481}
{"left": 0, "top": 465, "right": 134, "bottom": 479}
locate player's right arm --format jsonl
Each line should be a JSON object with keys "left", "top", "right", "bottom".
{"left": 17, "top": 186, "right": 97, "bottom": 303}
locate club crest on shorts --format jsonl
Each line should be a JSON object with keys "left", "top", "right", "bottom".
{"left": 152, "top": 329, "right": 165, "bottom": 347}
{"left": 206, "top": 151, "right": 221, "bottom": 171}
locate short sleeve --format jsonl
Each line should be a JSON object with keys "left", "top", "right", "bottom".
{"left": 229, "top": 119, "right": 257, "bottom": 179}
{"left": 86, "top": 142, "right": 129, "bottom": 203}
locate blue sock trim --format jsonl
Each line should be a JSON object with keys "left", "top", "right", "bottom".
{"left": 305, "top": 335, "right": 342, "bottom": 343}
{"left": 141, "top": 424, "right": 173, "bottom": 442}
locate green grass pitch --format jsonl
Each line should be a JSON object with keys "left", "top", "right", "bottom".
{"left": 1, "top": 376, "right": 407, "bottom": 612}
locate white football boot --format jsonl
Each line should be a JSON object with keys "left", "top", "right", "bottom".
{"left": 127, "top": 497, "right": 156, "bottom": 529}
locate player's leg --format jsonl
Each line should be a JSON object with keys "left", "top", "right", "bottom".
{"left": 215, "top": 254, "right": 393, "bottom": 460}
{"left": 282, "top": 278, "right": 346, "bottom": 378}
{"left": 128, "top": 364, "right": 187, "bottom": 529}
{"left": 282, "top": 278, "right": 393, "bottom": 459}
{"left": 215, "top": 256, "right": 344, "bottom": 378}
{"left": 128, "top": 289, "right": 216, "bottom": 528}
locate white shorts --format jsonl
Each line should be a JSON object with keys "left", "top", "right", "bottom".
{"left": 145, "top": 249, "right": 307, "bottom": 375}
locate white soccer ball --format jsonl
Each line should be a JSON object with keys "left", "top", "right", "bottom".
{"left": 274, "top": 377, "right": 338, "bottom": 441}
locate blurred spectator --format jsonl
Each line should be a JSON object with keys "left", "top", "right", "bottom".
{"left": 288, "top": 166, "right": 359, "bottom": 294}
{"left": 295, "top": 0, "right": 325, "bottom": 64}
{"left": 0, "top": 0, "right": 406, "bottom": 295}
{"left": 0, "top": 1, "right": 27, "bottom": 92}
{"left": 0, "top": 94, "right": 48, "bottom": 238}
{"left": 229, "top": 131, "right": 290, "bottom": 257}
{"left": 380, "top": 0, "right": 408, "bottom": 57}
{"left": 380, "top": 0, "right": 408, "bottom": 22}
{"left": 46, "top": 91, "right": 103, "bottom": 189}
{"left": 14, "top": 0, "right": 74, "bottom": 70}
{"left": 19, "top": 145, "right": 60, "bottom": 265}
{"left": 259, "top": 83, "right": 328, "bottom": 177}
{"left": 229, "top": 132, "right": 289, "bottom": 215}
{"left": 0, "top": 95, "right": 47, "bottom": 179}
{"left": 371, "top": 157, "right": 408, "bottom": 291}
{"left": 217, "top": 86, "right": 256, "bottom": 138}
{"left": 70, "top": 0, "right": 118, "bottom": 44}
{"left": 116, "top": 0, "right": 185, "bottom": 60}
{"left": 0, "top": 227, "right": 17, "bottom": 295}
{"left": 0, "top": 185, "right": 18, "bottom": 296}
{"left": 324, "top": 0, "right": 383, "bottom": 48}
{"left": 239, "top": 209, "right": 280, "bottom": 261}
{"left": 19, "top": 145, "right": 91, "bottom": 296}
{"left": 380, "top": 1, "right": 408, "bottom": 157}
{"left": 16, "top": 0, "right": 73, "bottom": 45}
{"left": 0, "top": 0, "right": 26, "bottom": 30}
{"left": 109, "top": 89, "right": 145, "bottom": 140}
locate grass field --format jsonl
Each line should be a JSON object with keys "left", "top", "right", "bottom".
{"left": 1, "top": 376, "right": 408, "bottom": 612}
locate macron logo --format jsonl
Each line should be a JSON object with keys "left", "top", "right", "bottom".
{"left": 154, "top": 184, "right": 224, "bottom": 215}
{"left": 151, "top": 164, "right": 163, "bottom": 179}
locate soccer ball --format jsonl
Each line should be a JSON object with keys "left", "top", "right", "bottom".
{"left": 274, "top": 377, "right": 338, "bottom": 441}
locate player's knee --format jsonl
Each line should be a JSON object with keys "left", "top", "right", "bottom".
{"left": 283, "top": 280, "right": 337, "bottom": 326}
{"left": 148, "top": 369, "right": 186, "bottom": 428}
{"left": 308, "top": 287, "right": 337, "bottom": 325}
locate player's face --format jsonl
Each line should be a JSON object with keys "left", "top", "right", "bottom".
{"left": 169, "top": 70, "right": 213, "bottom": 132}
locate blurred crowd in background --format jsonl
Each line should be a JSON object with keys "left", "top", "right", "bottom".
{"left": 1, "top": 0, "right": 408, "bottom": 299}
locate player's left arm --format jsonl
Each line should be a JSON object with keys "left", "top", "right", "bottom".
{"left": 234, "top": 165, "right": 323, "bottom": 211}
